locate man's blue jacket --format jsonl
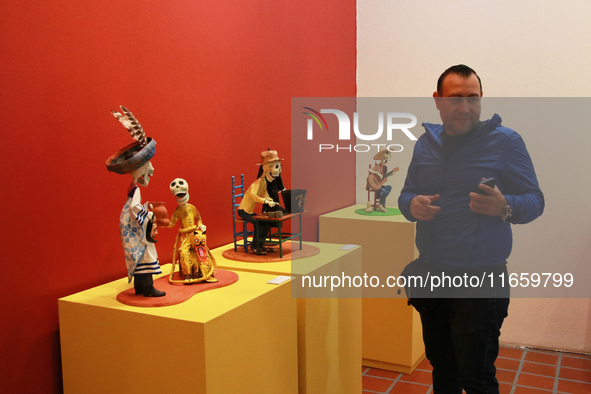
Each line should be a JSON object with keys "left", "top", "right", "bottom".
{"left": 398, "top": 114, "right": 544, "bottom": 269}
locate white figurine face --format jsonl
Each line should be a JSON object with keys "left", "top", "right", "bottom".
{"left": 264, "top": 160, "right": 282, "bottom": 182}
{"left": 131, "top": 161, "right": 154, "bottom": 187}
{"left": 170, "top": 178, "right": 189, "bottom": 205}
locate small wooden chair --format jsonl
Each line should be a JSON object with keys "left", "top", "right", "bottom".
{"left": 232, "top": 175, "right": 254, "bottom": 252}
{"left": 366, "top": 164, "right": 379, "bottom": 211}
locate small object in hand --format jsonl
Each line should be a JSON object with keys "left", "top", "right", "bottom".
{"left": 476, "top": 177, "right": 495, "bottom": 195}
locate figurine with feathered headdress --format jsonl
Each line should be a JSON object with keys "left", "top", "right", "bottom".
{"left": 106, "top": 106, "right": 166, "bottom": 297}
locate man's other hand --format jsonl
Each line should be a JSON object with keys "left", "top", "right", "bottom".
{"left": 410, "top": 194, "right": 441, "bottom": 221}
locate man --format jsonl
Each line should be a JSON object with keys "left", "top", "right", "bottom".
{"left": 398, "top": 65, "right": 544, "bottom": 393}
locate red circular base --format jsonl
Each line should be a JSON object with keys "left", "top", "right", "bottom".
{"left": 221, "top": 242, "right": 320, "bottom": 262}
{"left": 116, "top": 269, "right": 239, "bottom": 307}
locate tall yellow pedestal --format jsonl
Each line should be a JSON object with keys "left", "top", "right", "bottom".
{"left": 59, "top": 265, "right": 298, "bottom": 394}
{"left": 319, "top": 205, "right": 425, "bottom": 374}
{"left": 212, "top": 241, "right": 362, "bottom": 394}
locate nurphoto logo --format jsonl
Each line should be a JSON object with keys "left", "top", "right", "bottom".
{"left": 302, "top": 107, "right": 418, "bottom": 153}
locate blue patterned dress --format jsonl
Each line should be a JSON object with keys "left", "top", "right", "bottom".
{"left": 119, "top": 182, "right": 162, "bottom": 283}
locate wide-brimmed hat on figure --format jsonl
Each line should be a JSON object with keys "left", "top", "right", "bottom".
{"left": 105, "top": 106, "right": 156, "bottom": 174}
{"left": 373, "top": 149, "right": 391, "bottom": 161}
{"left": 257, "top": 149, "right": 284, "bottom": 166}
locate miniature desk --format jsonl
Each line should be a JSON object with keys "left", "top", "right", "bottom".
{"left": 319, "top": 204, "right": 425, "bottom": 374}
{"left": 212, "top": 241, "right": 362, "bottom": 394}
{"left": 59, "top": 265, "right": 298, "bottom": 394}
{"left": 253, "top": 212, "right": 302, "bottom": 257}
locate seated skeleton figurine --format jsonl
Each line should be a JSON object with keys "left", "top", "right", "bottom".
{"left": 365, "top": 148, "right": 399, "bottom": 213}
{"left": 238, "top": 150, "right": 283, "bottom": 255}
{"left": 167, "top": 178, "right": 217, "bottom": 284}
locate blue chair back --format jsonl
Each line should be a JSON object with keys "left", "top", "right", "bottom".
{"left": 232, "top": 175, "right": 253, "bottom": 252}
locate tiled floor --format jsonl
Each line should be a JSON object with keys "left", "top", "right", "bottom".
{"left": 362, "top": 346, "right": 591, "bottom": 394}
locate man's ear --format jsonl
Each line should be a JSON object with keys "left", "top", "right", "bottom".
{"left": 433, "top": 91, "right": 441, "bottom": 110}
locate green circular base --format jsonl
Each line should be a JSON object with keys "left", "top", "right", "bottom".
{"left": 355, "top": 207, "right": 402, "bottom": 216}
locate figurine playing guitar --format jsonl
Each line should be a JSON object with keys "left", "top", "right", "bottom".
{"left": 365, "top": 149, "right": 399, "bottom": 213}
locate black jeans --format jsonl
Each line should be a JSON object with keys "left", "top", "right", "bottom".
{"left": 237, "top": 209, "right": 269, "bottom": 250}
{"left": 418, "top": 297, "right": 510, "bottom": 394}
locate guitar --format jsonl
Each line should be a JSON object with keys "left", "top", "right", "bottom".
{"left": 367, "top": 167, "right": 399, "bottom": 191}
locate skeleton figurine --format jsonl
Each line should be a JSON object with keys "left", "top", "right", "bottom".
{"left": 238, "top": 150, "right": 283, "bottom": 255}
{"left": 106, "top": 106, "right": 165, "bottom": 297}
{"left": 167, "top": 178, "right": 217, "bottom": 284}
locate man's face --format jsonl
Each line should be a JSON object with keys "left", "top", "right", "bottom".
{"left": 433, "top": 73, "right": 482, "bottom": 136}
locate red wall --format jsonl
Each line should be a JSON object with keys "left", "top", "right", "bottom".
{"left": 0, "top": 1, "right": 356, "bottom": 392}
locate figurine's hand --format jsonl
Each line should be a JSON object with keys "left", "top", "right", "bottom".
{"left": 369, "top": 170, "right": 382, "bottom": 179}
{"left": 410, "top": 194, "right": 441, "bottom": 221}
{"left": 266, "top": 200, "right": 277, "bottom": 207}
{"left": 469, "top": 182, "right": 506, "bottom": 217}
{"left": 199, "top": 224, "right": 207, "bottom": 232}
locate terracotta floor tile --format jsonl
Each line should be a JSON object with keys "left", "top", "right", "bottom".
{"left": 398, "top": 369, "right": 432, "bottom": 385}
{"left": 517, "top": 372, "right": 556, "bottom": 390}
{"left": 362, "top": 375, "right": 394, "bottom": 393}
{"left": 559, "top": 366, "right": 591, "bottom": 383}
{"left": 499, "top": 382, "right": 513, "bottom": 394}
{"left": 496, "top": 357, "right": 522, "bottom": 371}
{"left": 366, "top": 367, "right": 401, "bottom": 380}
{"left": 417, "top": 358, "right": 433, "bottom": 371}
{"left": 499, "top": 346, "right": 525, "bottom": 360}
{"left": 513, "top": 386, "right": 553, "bottom": 393}
{"left": 496, "top": 368, "right": 517, "bottom": 384}
{"left": 561, "top": 355, "right": 591, "bottom": 372}
{"left": 557, "top": 378, "right": 591, "bottom": 393}
{"left": 360, "top": 347, "right": 591, "bottom": 392}
{"left": 525, "top": 351, "right": 559, "bottom": 365}
{"left": 521, "top": 361, "right": 557, "bottom": 377}
{"left": 388, "top": 381, "right": 430, "bottom": 394}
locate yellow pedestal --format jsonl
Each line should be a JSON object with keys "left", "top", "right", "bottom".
{"left": 213, "top": 241, "right": 362, "bottom": 394}
{"left": 59, "top": 265, "right": 298, "bottom": 394}
{"left": 319, "top": 204, "right": 425, "bottom": 374}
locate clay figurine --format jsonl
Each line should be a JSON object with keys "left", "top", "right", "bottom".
{"left": 167, "top": 178, "right": 217, "bottom": 284}
{"left": 365, "top": 149, "right": 399, "bottom": 212}
{"left": 257, "top": 149, "right": 286, "bottom": 213}
{"left": 106, "top": 106, "right": 166, "bottom": 297}
{"left": 238, "top": 150, "right": 283, "bottom": 255}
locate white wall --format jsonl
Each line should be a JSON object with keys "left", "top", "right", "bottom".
{"left": 357, "top": 0, "right": 591, "bottom": 353}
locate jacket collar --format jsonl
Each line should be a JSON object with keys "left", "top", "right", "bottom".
{"left": 422, "top": 113, "right": 502, "bottom": 145}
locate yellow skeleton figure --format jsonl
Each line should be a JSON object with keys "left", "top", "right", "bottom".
{"left": 167, "top": 178, "right": 217, "bottom": 284}
{"left": 237, "top": 150, "right": 283, "bottom": 254}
